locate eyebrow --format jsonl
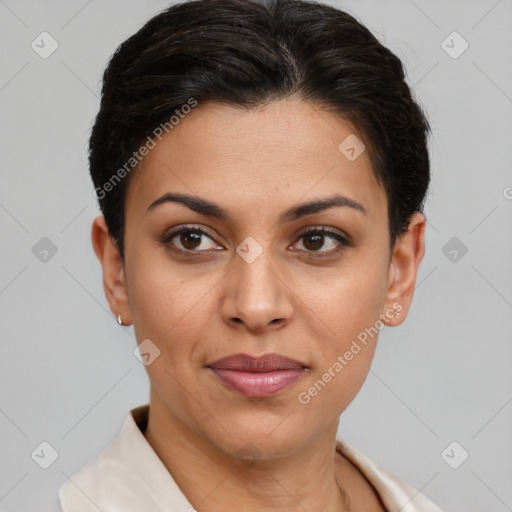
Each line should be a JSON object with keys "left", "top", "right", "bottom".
{"left": 146, "top": 192, "right": 367, "bottom": 222}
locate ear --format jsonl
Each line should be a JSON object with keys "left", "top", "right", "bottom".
{"left": 382, "top": 212, "right": 426, "bottom": 326}
{"left": 91, "top": 215, "right": 132, "bottom": 326}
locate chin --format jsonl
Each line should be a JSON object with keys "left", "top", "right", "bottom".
{"left": 203, "top": 413, "right": 316, "bottom": 462}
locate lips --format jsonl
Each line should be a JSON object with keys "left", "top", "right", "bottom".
{"left": 207, "top": 353, "right": 307, "bottom": 398}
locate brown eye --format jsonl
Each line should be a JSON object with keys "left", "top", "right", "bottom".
{"left": 294, "top": 228, "right": 350, "bottom": 255}
{"left": 178, "top": 231, "right": 202, "bottom": 250}
{"left": 162, "top": 226, "right": 223, "bottom": 253}
{"left": 302, "top": 232, "right": 325, "bottom": 251}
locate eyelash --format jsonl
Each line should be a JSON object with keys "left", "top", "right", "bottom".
{"left": 161, "top": 224, "right": 351, "bottom": 257}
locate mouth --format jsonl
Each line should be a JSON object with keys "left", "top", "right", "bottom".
{"left": 206, "top": 353, "right": 308, "bottom": 398}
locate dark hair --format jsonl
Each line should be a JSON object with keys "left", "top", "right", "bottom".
{"left": 89, "top": 0, "right": 431, "bottom": 262}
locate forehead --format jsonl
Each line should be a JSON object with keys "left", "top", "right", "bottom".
{"left": 126, "top": 98, "right": 386, "bottom": 224}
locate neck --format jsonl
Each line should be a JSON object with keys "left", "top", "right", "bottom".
{"left": 142, "top": 391, "right": 351, "bottom": 512}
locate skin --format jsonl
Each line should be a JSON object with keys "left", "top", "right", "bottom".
{"left": 92, "top": 96, "right": 425, "bottom": 511}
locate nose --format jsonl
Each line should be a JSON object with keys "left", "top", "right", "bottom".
{"left": 220, "top": 243, "right": 294, "bottom": 334}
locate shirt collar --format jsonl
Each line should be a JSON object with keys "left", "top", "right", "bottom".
{"left": 61, "top": 403, "right": 442, "bottom": 511}
{"left": 127, "top": 404, "right": 441, "bottom": 512}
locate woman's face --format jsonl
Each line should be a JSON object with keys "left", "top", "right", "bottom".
{"left": 96, "top": 97, "right": 424, "bottom": 460}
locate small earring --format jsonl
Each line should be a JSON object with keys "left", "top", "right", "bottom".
{"left": 394, "top": 311, "right": 401, "bottom": 318}
{"left": 117, "top": 314, "right": 123, "bottom": 326}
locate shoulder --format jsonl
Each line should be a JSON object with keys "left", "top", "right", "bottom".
{"left": 58, "top": 436, "right": 161, "bottom": 511}
{"left": 59, "top": 404, "right": 191, "bottom": 512}
{"left": 335, "top": 436, "right": 444, "bottom": 512}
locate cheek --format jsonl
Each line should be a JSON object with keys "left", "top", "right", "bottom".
{"left": 127, "top": 241, "right": 205, "bottom": 331}
{"left": 126, "top": 254, "right": 227, "bottom": 392}
{"left": 305, "top": 253, "right": 388, "bottom": 340}
{"left": 298, "top": 255, "right": 388, "bottom": 405}
{"left": 127, "top": 262, "right": 210, "bottom": 410}
{"left": 297, "top": 300, "right": 383, "bottom": 418}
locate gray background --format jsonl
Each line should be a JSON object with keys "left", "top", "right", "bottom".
{"left": 1, "top": 0, "right": 511, "bottom": 510}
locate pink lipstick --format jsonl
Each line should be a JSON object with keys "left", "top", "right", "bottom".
{"left": 207, "top": 353, "right": 307, "bottom": 398}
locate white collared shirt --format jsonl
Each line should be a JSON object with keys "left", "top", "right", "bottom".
{"left": 59, "top": 404, "right": 444, "bottom": 511}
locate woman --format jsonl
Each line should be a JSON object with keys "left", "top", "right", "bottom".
{"left": 59, "top": 0, "right": 443, "bottom": 510}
